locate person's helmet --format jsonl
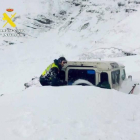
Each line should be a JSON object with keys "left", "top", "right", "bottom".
{"left": 58, "top": 57, "right": 67, "bottom": 64}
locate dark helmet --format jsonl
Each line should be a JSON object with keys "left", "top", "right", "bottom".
{"left": 58, "top": 57, "right": 67, "bottom": 63}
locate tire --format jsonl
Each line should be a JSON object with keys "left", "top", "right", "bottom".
{"left": 72, "top": 79, "right": 93, "bottom": 86}
{"left": 76, "top": 83, "right": 91, "bottom": 86}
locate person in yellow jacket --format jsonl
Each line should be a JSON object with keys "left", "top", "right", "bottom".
{"left": 39, "top": 57, "right": 67, "bottom": 86}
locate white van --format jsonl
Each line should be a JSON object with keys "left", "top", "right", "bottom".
{"left": 62, "top": 61, "right": 126, "bottom": 89}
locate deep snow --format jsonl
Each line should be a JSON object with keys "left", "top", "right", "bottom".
{"left": 1, "top": 86, "right": 140, "bottom": 140}
{"left": 1, "top": 0, "right": 140, "bottom": 140}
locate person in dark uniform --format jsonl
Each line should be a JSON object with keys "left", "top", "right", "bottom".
{"left": 39, "top": 57, "right": 67, "bottom": 86}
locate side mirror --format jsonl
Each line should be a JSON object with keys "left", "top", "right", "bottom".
{"left": 128, "top": 75, "right": 132, "bottom": 81}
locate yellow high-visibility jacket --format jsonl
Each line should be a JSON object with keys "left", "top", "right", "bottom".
{"left": 41, "top": 63, "right": 59, "bottom": 77}
{"left": 40, "top": 61, "right": 66, "bottom": 86}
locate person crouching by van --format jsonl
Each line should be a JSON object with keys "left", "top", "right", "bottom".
{"left": 39, "top": 57, "right": 67, "bottom": 86}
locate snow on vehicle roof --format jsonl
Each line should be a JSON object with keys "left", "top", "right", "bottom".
{"left": 63, "top": 61, "right": 125, "bottom": 70}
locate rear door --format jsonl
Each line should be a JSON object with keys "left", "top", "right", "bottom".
{"left": 66, "top": 67, "right": 96, "bottom": 85}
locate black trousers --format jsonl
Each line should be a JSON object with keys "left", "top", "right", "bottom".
{"left": 40, "top": 76, "right": 66, "bottom": 86}
{"left": 39, "top": 76, "right": 50, "bottom": 86}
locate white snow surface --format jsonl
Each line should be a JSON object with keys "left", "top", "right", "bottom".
{"left": 1, "top": 0, "right": 140, "bottom": 139}
{"left": 1, "top": 86, "right": 140, "bottom": 140}
{"left": 1, "top": 54, "right": 140, "bottom": 140}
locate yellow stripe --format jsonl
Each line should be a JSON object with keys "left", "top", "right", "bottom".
{"left": 41, "top": 63, "right": 59, "bottom": 76}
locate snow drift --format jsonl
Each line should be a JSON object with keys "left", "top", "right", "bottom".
{"left": 0, "top": 86, "right": 140, "bottom": 140}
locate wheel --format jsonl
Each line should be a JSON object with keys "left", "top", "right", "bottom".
{"left": 72, "top": 79, "right": 93, "bottom": 86}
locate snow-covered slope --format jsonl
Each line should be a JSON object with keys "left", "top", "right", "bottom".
{"left": 1, "top": 0, "right": 140, "bottom": 52}
{"left": 0, "top": 86, "right": 140, "bottom": 140}
{"left": 80, "top": 6, "right": 140, "bottom": 59}
{"left": 1, "top": 1, "right": 140, "bottom": 139}
{"left": 1, "top": 0, "right": 140, "bottom": 94}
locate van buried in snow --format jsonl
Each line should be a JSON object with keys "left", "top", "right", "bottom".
{"left": 25, "top": 61, "right": 138, "bottom": 93}
{"left": 61, "top": 61, "right": 126, "bottom": 90}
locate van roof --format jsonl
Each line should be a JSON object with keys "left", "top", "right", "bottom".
{"left": 63, "top": 61, "right": 125, "bottom": 70}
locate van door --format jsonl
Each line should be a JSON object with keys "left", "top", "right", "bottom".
{"left": 111, "top": 70, "right": 120, "bottom": 89}
{"left": 98, "top": 72, "right": 111, "bottom": 89}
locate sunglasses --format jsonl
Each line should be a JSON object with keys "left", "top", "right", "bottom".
{"left": 62, "top": 61, "right": 67, "bottom": 64}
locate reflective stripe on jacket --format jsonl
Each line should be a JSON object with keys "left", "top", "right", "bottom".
{"left": 41, "top": 63, "right": 59, "bottom": 77}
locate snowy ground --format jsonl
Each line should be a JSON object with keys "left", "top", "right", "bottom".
{"left": 1, "top": 86, "right": 140, "bottom": 140}
{"left": 0, "top": 54, "right": 140, "bottom": 140}
{"left": 1, "top": 0, "right": 140, "bottom": 50}
{"left": 1, "top": 0, "right": 140, "bottom": 139}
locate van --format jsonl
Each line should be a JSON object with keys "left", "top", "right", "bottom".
{"left": 62, "top": 61, "right": 126, "bottom": 89}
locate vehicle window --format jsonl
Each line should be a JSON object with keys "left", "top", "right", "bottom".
{"left": 121, "top": 69, "right": 126, "bottom": 80}
{"left": 110, "top": 63, "right": 119, "bottom": 68}
{"left": 111, "top": 70, "right": 120, "bottom": 86}
{"left": 68, "top": 69, "right": 95, "bottom": 85}
{"left": 97, "top": 72, "right": 111, "bottom": 89}
{"left": 101, "top": 72, "right": 108, "bottom": 83}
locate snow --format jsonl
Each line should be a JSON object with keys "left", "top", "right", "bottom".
{"left": 91, "top": 7, "right": 140, "bottom": 53}
{"left": 1, "top": 86, "right": 140, "bottom": 140}
{"left": 1, "top": 0, "right": 140, "bottom": 139}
